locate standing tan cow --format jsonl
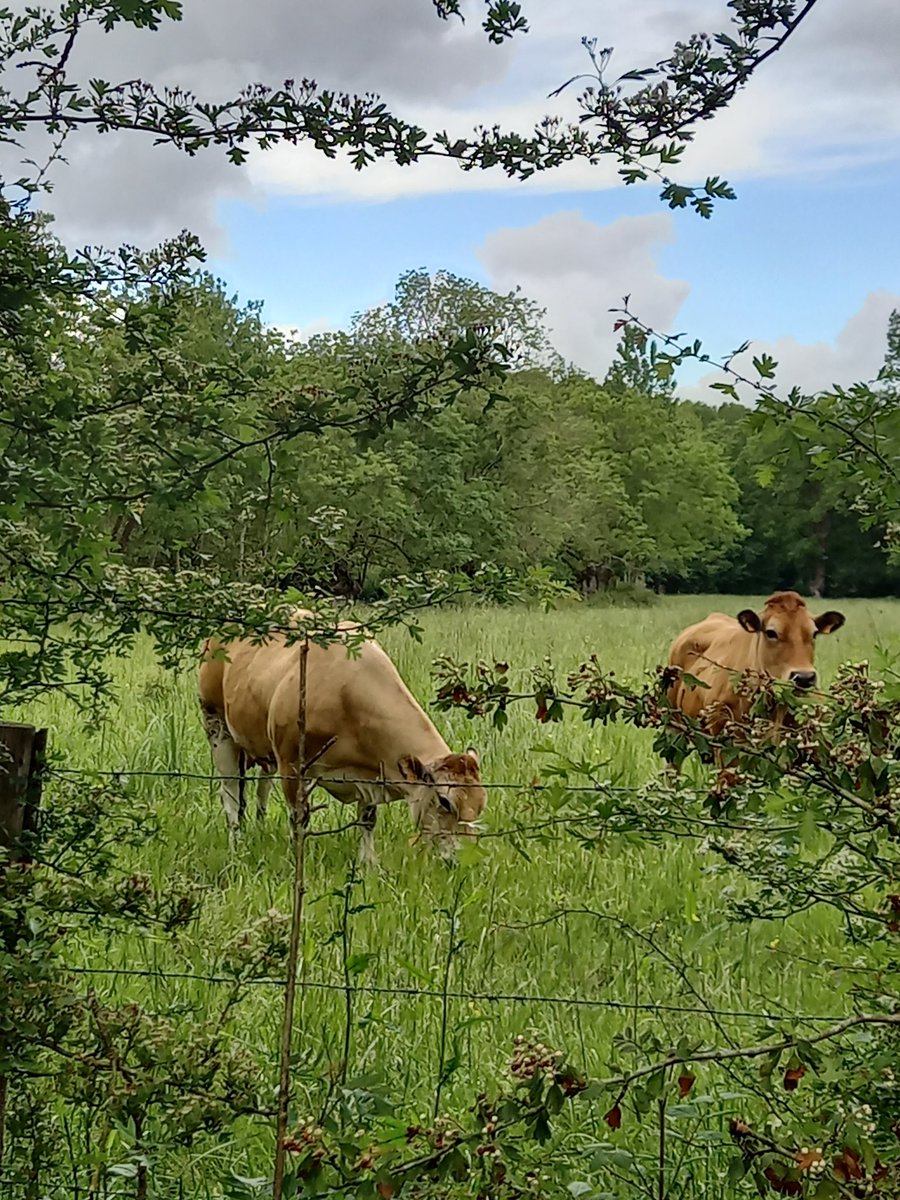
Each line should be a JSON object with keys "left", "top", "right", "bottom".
{"left": 197, "top": 615, "right": 486, "bottom": 863}
{"left": 666, "top": 590, "right": 845, "bottom": 735}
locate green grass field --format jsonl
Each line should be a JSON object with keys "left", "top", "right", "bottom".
{"left": 12, "top": 595, "right": 898, "bottom": 1197}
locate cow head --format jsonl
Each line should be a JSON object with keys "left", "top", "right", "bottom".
{"left": 736, "top": 591, "right": 845, "bottom": 690}
{"left": 397, "top": 748, "right": 486, "bottom": 858}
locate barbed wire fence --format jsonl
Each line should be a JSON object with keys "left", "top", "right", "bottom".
{"left": 0, "top": 661, "right": 894, "bottom": 1200}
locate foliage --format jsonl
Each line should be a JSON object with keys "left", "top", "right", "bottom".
{"left": 0, "top": 218, "right": 531, "bottom": 707}
{"left": 6, "top": 247, "right": 899, "bottom": 715}
{"left": 4, "top": 2, "right": 900, "bottom": 1198}
{"left": 1, "top": 2, "right": 820, "bottom": 211}
{"left": 432, "top": 644, "right": 900, "bottom": 1196}
{"left": 7, "top": 247, "right": 804, "bottom": 712}
{"left": 612, "top": 304, "right": 900, "bottom": 590}
{"left": 351, "top": 268, "right": 560, "bottom": 375}
{"left": 0, "top": 774, "right": 283, "bottom": 1196}
{"left": 683, "top": 402, "right": 897, "bottom": 598}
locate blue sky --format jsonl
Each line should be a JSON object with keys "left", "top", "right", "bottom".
{"left": 26, "top": 0, "right": 900, "bottom": 395}
{"left": 212, "top": 164, "right": 900, "bottom": 363}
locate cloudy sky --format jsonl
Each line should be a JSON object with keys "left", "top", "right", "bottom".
{"left": 17, "top": 0, "right": 900, "bottom": 395}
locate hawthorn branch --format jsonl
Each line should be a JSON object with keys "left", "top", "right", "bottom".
{"left": 600, "top": 1012, "right": 900, "bottom": 1096}
{"left": 613, "top": 302, "right": 900, "bottom": 490}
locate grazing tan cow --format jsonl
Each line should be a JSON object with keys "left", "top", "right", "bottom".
{"left": 666, "top": 590, "right": 845, "bottom": 735}
{"left": 197, "top": 614, "right": 486, "bottom": 863}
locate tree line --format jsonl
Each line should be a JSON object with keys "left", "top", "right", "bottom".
{"left": 64, "top": 262, "right": 900, "bottom": 602}
{"left": 3, "top": 0, "right": 876, "bottom": 716}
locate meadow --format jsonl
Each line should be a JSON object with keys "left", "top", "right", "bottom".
{"left": 12, "top": 594, "right": 898, "bottom": 1198}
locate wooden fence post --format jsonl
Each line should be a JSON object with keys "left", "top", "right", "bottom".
{"left": 0, "top": 722, "right": 46, "bottom": 862}
{"left": 0, "top": 723, "right": 46, "bottom": 1171}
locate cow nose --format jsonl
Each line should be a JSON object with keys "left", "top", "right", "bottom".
{"left": 790, "top": 670, "right": 817, "bottom": 690}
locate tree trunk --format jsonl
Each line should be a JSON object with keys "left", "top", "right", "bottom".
{"left": 577, "top": 563, "right": 612, "bottom": 596}
{"left": 809, "top": 513, "right": 830, "bottom": 598}
{"left": 0, "top": 723, "right": 45, "bottom": 857}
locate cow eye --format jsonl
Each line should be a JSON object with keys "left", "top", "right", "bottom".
{"left": 437, "top": 795, "right": 454, "bottom": 813}
{"left": 765, "top": 628, "right": 778, "bottom": 640}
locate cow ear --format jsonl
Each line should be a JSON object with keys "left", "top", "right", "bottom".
{"left": 465, "top": 746, "right": 480, "bottom": 770}
{"left": 815, "top": 610, "right": 845, "bottom": 635}
{"left": 737, "top": 609, "right": 763, "bottom": 633}
{"left": 398, "top": 755, "right": 433, "bottom": 784}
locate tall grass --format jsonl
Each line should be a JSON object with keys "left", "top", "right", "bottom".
{"left": 11, "top": 595, "right": 893, "bottom": 1195}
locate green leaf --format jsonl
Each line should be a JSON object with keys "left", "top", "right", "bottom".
{"left": 456, "top": 839, "right": 489, "bottom": 868}
{"left": 751, "top": 353, "right": 777, "bottom": 378}
{"left": 588, "top": 1143, "right": 635, "bottom": 1170}
{"left": 812, "top": 1181, "right": 840, "bottom": 1199}
{"left": 346, "top": 952, "right": 378, "bottom": 976}
{"left": 710, "top": 380, "right": 740, "bottom": 400}
{"left": 799, "top": 807, "right": 818, "bottom": 848}
{"left": 726, "top": 1155, "right": 747, "bottom": 1185}
{"left": 679, "top": 673, "right": 710, "bottom": 690}
{"left": 395, "top": 958, "right": 433, "bottom": 987}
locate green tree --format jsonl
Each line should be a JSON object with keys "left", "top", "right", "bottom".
{"left": 562, "top": 372, "right": 745, "bottom": 586}
{"left": 689, "top": 402, "right": 900, "bottom": 597}
{"left": 351, "top": 267, "right": 560, "bottom": 373}
{"left": 604, "top": 323, "right": 675, "bottom": 400}
{"left": 880, "top": 309, "right": 900, "bottom": 386}
{"left": 613, "top": 302, "right": 900, "bottom": 581}
{"left": 0, "top": 226, "right": 513, "bottom": 703}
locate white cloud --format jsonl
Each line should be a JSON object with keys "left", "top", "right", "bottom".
{"left": 478, "top": 211, "right": 689, "bottom": 379}
{"left": 686, "top": 289, "right": 900, "bottom": 402}
{"left": 40, "top": 136, "right": 255, "bottom": 252}
{"left": 8, "top": 0, "right": 511, "bottom": 245}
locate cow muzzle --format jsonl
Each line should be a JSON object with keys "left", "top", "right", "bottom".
{"left": 789, "top": 670, "right": 817, "bottom": 690}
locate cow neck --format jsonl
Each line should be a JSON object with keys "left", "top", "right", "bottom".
{"left": 351, "top": 673, "right": 451, "bottom": 778}
{"left": 374, "top": 705, "right": 450, "bottom": 771}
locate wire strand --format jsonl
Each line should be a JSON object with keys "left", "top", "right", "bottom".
{"left": 58, "top": 964, "right": 849, "bottom": 1024}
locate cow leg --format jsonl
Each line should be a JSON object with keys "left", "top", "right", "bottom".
{"left": 256, "top": 768, "right": 276, "bottom": 821}
{"left": 201, "top": 705, "right": 245, "bottom": 834}
{"left": 357, "top": 798, "right": 378, "bottom": 868}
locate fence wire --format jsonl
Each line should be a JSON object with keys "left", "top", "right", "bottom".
{"left": 42, "top": 764, "right": 786, "bottom": 842}
{"left": 57, "top": 963, "right": 849, "bottom": 1024}
{"left": 4, "top": 743, "right": 863, "bottom": 1199}
{"left": 29, "top": 760, "right": 849, "bottom": 1025}
{"left": 47, "top": 764, "right": 685, "bottom": 791}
